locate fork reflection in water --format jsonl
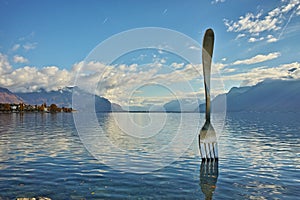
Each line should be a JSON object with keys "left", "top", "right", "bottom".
{"left": 200, "top": 160, "right": 219, "bottom": 200}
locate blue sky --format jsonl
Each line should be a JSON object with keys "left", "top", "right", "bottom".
{"left": 0, "top": 0, "right": 300, "bottom": 108}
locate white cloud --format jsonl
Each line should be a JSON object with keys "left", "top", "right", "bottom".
{"left": 1, "top": 54, "right": 225, "bottom": 107}
{"left": 231, "top": 52, "right": 281, "bottom": 65}
{"left": 171, "top": 62, "right": 184, "bottom": 69}
{"left": 3, "top": 51, "right": 298, "bottom": 107}
{"left": 211, "top": 62, "right": 237, "bottom": 74}
{"left": 225, "top": 11, "right": 280, "bottom": 33}
{"left": 0, "top": 53, "right": 12, "bottom": 75}
{"left": 71, "top": 61, "right": 207, "bottom": 106}
{"left": 297, "top": 4, "right": 300, "bottom": 15}
{"left": 213, "top": 62, "right": 228, "bottom": 71}
{"left": 224, "top": 0, "right": 300, "bottom": 42}
{"left": 223, "top": 68, "right": 237, "bottom": 73}
{"left": 211, "top": 0, "right": 225, "bottom": 4}
{"left": 266, "top": 34, "right": 279, "bottom": 43}
{"left": 13, "top": 55, "right": 28, "bottom": 63}
{"left": 1, "top": 65, "right": 73, "bottom": 92}
{"left": 281, "top": 0, "right": 299, "bottom": 13}
{"left": 23, "top": 42, "right": 37, "bottom": 51}
{"left": 157, "top": 49, "right": 164, "bottom": 54}
{"left": 248, "top": 37, "right": 264, "bottom": 42}
{"left": 235, "top": 33, "right": 246, "bottom": 40}
{"left": 12, "top": 44, "right": 21, "bottom": 51}
{"left": 160, "top": 58, "right": 166, "bottom": 64}
{"left": 188, "top": 45, "right": 201, "bottom": 50}
{"left": 223, "top": 62, "right": 300, "bottom": 86}
{"left": 0, "top": 53, "right": 73, "bottom": 92}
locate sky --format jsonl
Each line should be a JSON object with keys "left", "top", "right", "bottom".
{"left": 0, "top": 0, "right": 300, "bottom": 108}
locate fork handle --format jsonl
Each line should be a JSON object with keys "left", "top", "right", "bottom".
{"left": 202, "top": 29, "right": 214, "bottom": 121}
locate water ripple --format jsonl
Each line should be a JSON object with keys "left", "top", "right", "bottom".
{"left": 0, "top": 112, "right": 299, "bottom": 199}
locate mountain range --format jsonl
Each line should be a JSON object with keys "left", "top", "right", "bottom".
{"left": 0, "top": 86, "right": 123, "bottom": 112}
{"left": 169, "top": 79, "right": 300, "bottom": 112}
{"left": 164, "top": 98, "right": 202, "bottom": 112}
{"left": 0, "top": 87, "right": 23, "bottom": 104}
{"left": 1, "top": 79, "right": 300, "bottom": 112}
{"left": 211, "top": 79, "right": 300, "bottom": 112}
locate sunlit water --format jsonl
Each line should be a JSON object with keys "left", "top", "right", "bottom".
{"left": 0, "top": 112, "right": 299, "bottom": 199}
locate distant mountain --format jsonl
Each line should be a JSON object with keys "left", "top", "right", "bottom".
{"left": 210, "top": 79, "right": 300, "bottom": 112}
{"left": 126, "top": 106, "right": 151, "bottom": 112}
{"left": 164, "top": 99, "right": 202, "bottom": 112}
{"left": 16, "top": 87, "right": 123, "bottom": 112}
{"left": 123, "top": 105, "right": 163, "bottom": 112}
{"left": 16, "top": 87, "right": 74, "bottom": 107}
{"left": 0, "top": 87, "right": 23, "bottom": 104}
{"left": 111, "top": 103, "right": 124, "bottom": 112}
{"left": 124, "top": 101, "right": 200, "bottom": 112}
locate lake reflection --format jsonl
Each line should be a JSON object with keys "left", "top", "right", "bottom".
{"left": 200, "top": 160, "right": 219, "bottom": 200}
{"left": 0, "top": 112, "right": 299, "bottom": 199}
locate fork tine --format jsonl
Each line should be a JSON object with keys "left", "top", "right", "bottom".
{"left": 205, "top": 143, "right": 210, "bottom": 159}
{"left": 209, "top": 143, "right": 215, "bottom": 159}
{"left": 199, "top": 142, "right": 204, "bottom": 158}
{"left": 200, "top": 143, "right": 206, "bottom": 159}
{"left": 214, "top": 143, "right": 218, "bottom": 159}
{"left": 207, "top": 143, "right": 211, "bottom": 159}
{"left": 200, "top": 142, "right": 219, "bottom": 160}
{"left": 212, "top": 143, "right": 215, "bottom": 159}
{"left": 203, "top": 143, "right": 207, "bottom": 159}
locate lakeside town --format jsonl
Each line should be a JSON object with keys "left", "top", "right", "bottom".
{"left": 0, "top": 102, "right": 73, "bottom": 113}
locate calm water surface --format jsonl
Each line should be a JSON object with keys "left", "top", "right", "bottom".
{"left": 0, "top": 112, "right": 299, "bottom": 199}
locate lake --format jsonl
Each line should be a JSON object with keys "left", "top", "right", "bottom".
{"left": 0, "top": 112, "right": 299, "bottom": 199}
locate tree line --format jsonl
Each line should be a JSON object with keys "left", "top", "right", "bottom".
{"left": 0, "top": 103, "right": 73, "bottom": 113}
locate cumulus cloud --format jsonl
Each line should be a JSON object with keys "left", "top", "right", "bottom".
{"left": 70, "top": 60, "right": 224, "bottom": 107}
{"left": 213, "top": 62, "right": 228, "bottom": 71}
{"left": 3, "top": 49, "right": 298, "bottom": 108}
{"left": 224, "top": 11, "right": 280, "bottom": 34}
{"left": 103, "top": 63, "right": 198, "bottom": 105}
{"left": 13, "top": 55, "right": 28, "bottom": 63}
{"left": 170, "top": 62, "right": 184, "bottom": 69}
{"left": 4, "top": 50, "right": 298, "bottom": 108}
{"left": 224, "top": 0, "right": 300, "bottom": 42}
{"left": 0, "top": 53, "right": 12, "bottom": 75}
{"left": 1, "top": 65, "right": 73, "bottom": 92}
{"left": 0, "top": 54, "right": 205, "bottom": 106}
{"left": 0, "top": 53, "right": 73, "bottom": 92}
{"left": 0, "top": 53, "right": 224, "bottom": 107}
{"left": 266, "top": 34, "right": 279, "bottom": 43}
{"left": 231, "top": 52, "right": 281, "bottom": 65}
{"left": 223, "top": 62, "right": 300, "bottom": 86}
{"left": 248, "top": 37, "right": 264, "bottom": 42}
{"left": 0, "top": 53, "right": 12, "bottom": 86}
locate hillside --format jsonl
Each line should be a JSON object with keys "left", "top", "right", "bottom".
{"left": 0, "top": 87, "right": 23, "bottom": 104}
{"left": 164, "top": 99, "right": 202, "bottom": 112}
{"left": 211, "top": 79, "right": 300, "bottom": 112}
{"left": 16, "top": 87, "right": 123, "bottom": 112}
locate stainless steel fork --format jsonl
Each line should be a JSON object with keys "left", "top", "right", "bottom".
{"left": 199, "top": 28, "right": 218, "bottom": 161}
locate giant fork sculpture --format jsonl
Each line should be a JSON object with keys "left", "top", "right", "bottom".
{"left": 199, "top": 28, "right": 218, "bottom": 161}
